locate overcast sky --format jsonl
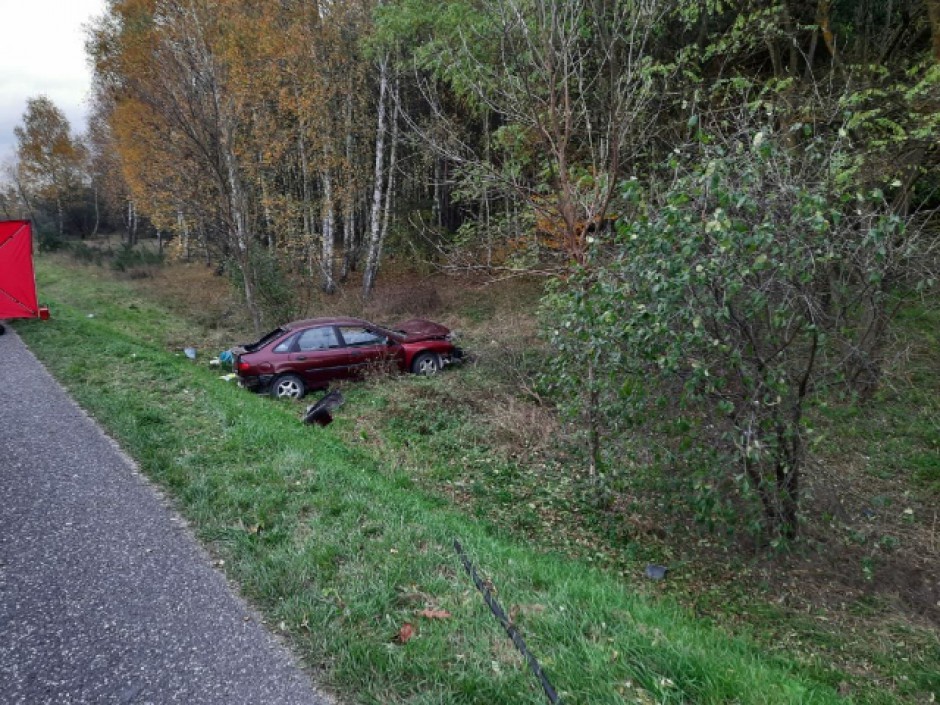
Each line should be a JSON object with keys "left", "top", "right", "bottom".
{"left": 0, "top": 0, "right": 107, "bottom": 163}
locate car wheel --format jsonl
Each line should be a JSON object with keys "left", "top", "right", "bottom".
{"left": 271, "top": 374, "right": 305, "bottom": 400}
{"left": 411, "top": 352, "right": 441, "bottom": 376}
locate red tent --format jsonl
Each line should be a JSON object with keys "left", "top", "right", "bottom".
{"left": 0, "top": 220, "right": 43, "bottom": 320}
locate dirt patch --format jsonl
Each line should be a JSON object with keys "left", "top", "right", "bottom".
{"left": 780, "top": 454, "right": 940, "bottom": 627}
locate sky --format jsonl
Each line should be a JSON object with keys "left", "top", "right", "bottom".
{"left": 0, "top": 0, "right": 107, "bottom": 164}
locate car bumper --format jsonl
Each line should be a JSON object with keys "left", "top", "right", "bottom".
{"left": 442, "top": 347, "right": 465, "bottom": 366}
{"left": 238, "top": 374, "right": 274, "bottom": 392}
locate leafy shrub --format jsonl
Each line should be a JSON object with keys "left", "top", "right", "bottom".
{"left": 38, "top": 231, "right": 67, "bottom": 252}
{"left": 68, "top": 241, "right": 104, "bottom": 266}
{"left": 110, "top": 244, "right": 164, "bottom": 272}
{"left": 230, "top": 246, "right": 307, "bottom": 327}
{"left": 543, "top": 129, "right": 935, "bottom": 540}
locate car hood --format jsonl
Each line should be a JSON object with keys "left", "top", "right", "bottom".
{"left": 395, "top": 318, "right": 450, "bottom": 341}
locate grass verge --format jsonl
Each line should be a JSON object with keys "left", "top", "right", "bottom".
{"left": 10, "top": 260, "right": 862, "bottom": 704}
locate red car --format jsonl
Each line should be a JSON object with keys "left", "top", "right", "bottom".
{"left": 232, "top": 316, "right": 463, "bottom": 399}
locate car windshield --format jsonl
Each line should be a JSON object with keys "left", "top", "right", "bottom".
{"left": 243, "top": 328, "right": 285, "bottom": 352}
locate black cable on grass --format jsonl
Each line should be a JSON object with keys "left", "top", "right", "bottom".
{"left": 453, "top": 539, "right": 562, "bottom": 705}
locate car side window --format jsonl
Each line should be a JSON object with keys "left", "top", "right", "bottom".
{"left": 273, "top": 334, "right": 297, "bottom": 354}
{"left": 296, "top": 326, "right": 340, "bottom": 352}
{"left": 339, "top": 327, "right": 385, "bottom": 347}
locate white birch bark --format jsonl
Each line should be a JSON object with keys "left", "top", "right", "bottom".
{"left": 320, "top": 147, "right": 336, "bottom": 293}
{"left": 341, "top": 91, "right": 357, "bottom": 280}
{"left": 378, "top": 77, "right": 400, "bottom": 270}
{"left": 297, "top": 125, "right": 318, "bottom": 282}
{"left": 177, "top": 209, "right": 190, "bottom": 260}
{"left": 362, "top": 53, "right": 390, "bottom": 298}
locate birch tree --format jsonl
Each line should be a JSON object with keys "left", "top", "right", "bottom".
{"left": 14, "top": 96, "right": 85, "bottom": 237}
{"left": 362, "top": 53, "right": 392, "bottom": 297}
{"left": 90, "top": 0, "right": 269, "bottom": 330}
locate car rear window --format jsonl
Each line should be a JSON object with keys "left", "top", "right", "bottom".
{"left": 244, "top": 328, "right": 286, "bottom": 352}
{"left": 273, "top": 334, "right": 297, "bottom": 353}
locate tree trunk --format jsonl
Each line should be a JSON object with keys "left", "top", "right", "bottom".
{"left": 587, "top": 361, "right": 600, "bottom": 478}
{"left": 126, "top": 200, "right": 138, "bottom": 246}
{"left": 320, "top": 153, "right": 336, "bottom": 293}
{"left": 56, "top": 195, "right": 64, "bottom": 237}
{"left": 92, "top": 184, "right": 100, "bottom": 238}
{"left": 377, "top": 76, "right": 400, "bottom": 273}
{"left": 362, "top": 54, "right": 390, "bottom": 298}
{"left": 178, "top": 210, "right": 190, "bottom": 261}
{"left": 297, "top": 125, "right": 318, "bottom": 282}
{"left": 218, "top": 103, "right": 262, "bottom": 332}
{"left": 927, "top": 0, "right": 940, "bottom": 63}
{"left": 433, "top": 158, "right": 442, "bottom": 229}
{"left": 12, "top": 168, "right": 36, "bottom": 225}
{"left": 341, "top": 92, "right": 357, "bottom": 281}
{"left": 258, "top": 155, "right": 274, "bottom": 248}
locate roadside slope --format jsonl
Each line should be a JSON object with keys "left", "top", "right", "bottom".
{"left": 12, "top": 258, "right": 850, "bottom": 704}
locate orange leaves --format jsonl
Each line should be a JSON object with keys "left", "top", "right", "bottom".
{"left": 394, "top": 623, "right": 415, "bottom": 644}
{"left": 392, "top": 605, "right": 453, "bottom": 645}
{"left": 416, "top": 608, "right": 452, "bottom": 620}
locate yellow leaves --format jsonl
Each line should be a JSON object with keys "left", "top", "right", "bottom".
{"left": 94, "top": 0, "right": 376, "bottom": 248}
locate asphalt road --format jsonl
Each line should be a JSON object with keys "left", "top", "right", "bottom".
{"left": 0, "top": 327, "right": 334, "bottom": 705}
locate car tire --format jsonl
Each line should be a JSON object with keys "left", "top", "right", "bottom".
{"left": 270, "top": 374, "right": 305, "bottom": 400}
{"left": 411, "top": 352, "right": 441, "bottom": 376}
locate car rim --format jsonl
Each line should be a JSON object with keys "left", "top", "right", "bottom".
{"left": 278, "top": 379, "right": 301, "bottom": 398}
{"left": 418, "top": 357, "right": 438, "bottom": 375}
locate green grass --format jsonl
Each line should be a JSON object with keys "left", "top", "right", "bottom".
{"left": 10, "top": 260, "right": 863, "bottom": 703}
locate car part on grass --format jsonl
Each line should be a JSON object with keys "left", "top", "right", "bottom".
{"left": 454, "top": 539, "right": 562, "bottom": 705}
{"left": 302, "top": 390, "right": 345, "bottom": 427}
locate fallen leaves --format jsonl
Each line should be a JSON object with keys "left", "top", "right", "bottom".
{"left": 394, "top": 623, "right": 415, "bottom": 644}
{"left": 417, "top": 608, "right": 452, "bottom": 620}
{"left": 393, "top": 606, "right": 453, "bottom": 645}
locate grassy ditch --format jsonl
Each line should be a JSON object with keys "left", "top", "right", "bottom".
{"left": 10, "top": 259, "right": 860, "bottom": 704}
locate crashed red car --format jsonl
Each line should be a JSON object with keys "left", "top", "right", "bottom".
{"left": 232, "top": 316, "right": 463, "bottom": 399}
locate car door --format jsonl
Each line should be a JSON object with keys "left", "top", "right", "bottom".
{"left": 338, "top": 325, "right": 401, "bottom": 378}
{"left": 287, "top": 325, "right": 349, "bottom": 388}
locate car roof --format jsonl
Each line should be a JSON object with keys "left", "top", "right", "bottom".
{"left": 283, "top": 316, "right": 376, "bottom": 331}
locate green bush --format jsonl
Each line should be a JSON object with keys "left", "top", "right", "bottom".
{"left": 543, "top": 129, "right": 935, "bottom": 541}
{"left": 110, "top": 244, "right": 164, "bottom": 272}
{"left": 68, "top": 241, "right": 104, "bottom": 266}
{"left": 229, "top": 246, "right": 307, "bottom": 327}
{"left": 38, "top": 231, "right": 67, "bottom": 252}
